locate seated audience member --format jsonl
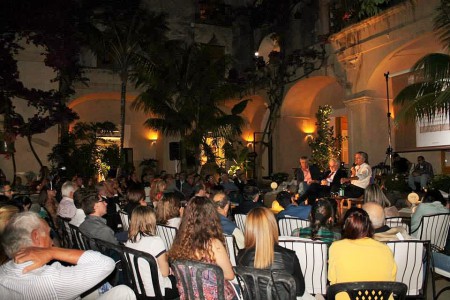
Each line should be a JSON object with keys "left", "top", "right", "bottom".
{"left": 79, "top": 193, "right": 119, "bottom": 246}
{"left": 362, "top": 202, "right": 411, "bottom": 241}
{"left": 234, "top": 186, "right": 262, "bottom": 215}
{"left": 169, "top": 196, "right": 238, "bottom": 300}
{"left": 57, "top": 181, "right": 78, "bottom": 219}
{"left": 193, "top": 183, "right": 208, "bottom": 197}
{"left": 237, "top": 207, "right": 309, "bottom": 299}
{"left": 276, "top": 191, "right": 311, "bottom": 220}
{"left": 38, "top": 184, "right": 58, "bottom": 230}
{"left": 70, "top": 189, "right": 87, "bottom": 227}
{"left": 298, "top": 158, "right": 346, "bottom": 203}
{"left": 0, "top": 182, "right": 14, "bottom": 200}
{"left": 181, "top": 172, "right": 195, "bottom": 200}
{"left": 292, "top": 199, "right": 341, "bottom": 243}
{"left": 364, "top": 184, "right": 399, "bottom": 217}
{"left": 296, "top": 156, "right": 321, "bottom": 197}
{"left": 0, "top": 212, "right": 135, "bottom": 299}
{"left": 14, "top": 195, "right": 32, "bottom": 212}
{"left": 97, "top": 180, "right": 121, "bottom": 232}
{"left": 392, "top": 153, "right": 410, "bottom": 174}
{"left": 125, "top": 206, "right": 178, "bottom": 299}
{"left": 150, "top": 179, "right": 167, "bottom": 205}
{"left": 408, "top": 156, "right": 434, "bottom": 191}
{"left": 0, "top": 204, "right": 20, "bottom": 265}
{"left": 233, "top": 169, "right": 247, "bottom": 193}
{"left": 411, "top": 189, "right": 449, "bottom": 235}
{"left": 220, "top": 173, "right": 239, "bottom": 194}
{"left": 213, "top": 192, "right": 245, "bottom": 249}
{"left": 341, "top": 151, "right": 372, "bottom": 198}
{"left": 328, "top": 208, "right": 397, "bottom": 300}
{"left": 156, "top": 192, "right": 183, "bottom": 229}
{"left": 124, "top": 188, "right": 147, "bottom": 220}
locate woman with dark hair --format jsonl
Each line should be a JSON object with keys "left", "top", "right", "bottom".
{"left": 124, "top": 188, "right": 147, "bottom": 220}
{"left": 155, "top": 192, "right": 183, "bottom": 229}
{"left": 291, "top": 199, "right": 341, "bottom": 243}
{"left": 168, "top": 196, "right": 237, "bottom": 300}
{"left": 328, "top": 208, "right": 397, "bottom": 300}
{"left": 234, "top": 186, "right": 262, "bottom": 215}
{"left": 411, "top": 189, "right": 449, "bottom": 235}
{"left": 237, "top": 207, "right": 309, "bottom": 299}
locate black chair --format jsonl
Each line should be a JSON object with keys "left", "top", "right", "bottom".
{"left": 93, "top": 238, "right": 164, "bottom": 300}
{"left": 234, "top": 266, "right": 297, "bottom": 300}
{"left": 327, "top": 281, "right": 408, "bottom": 300}
{"left": 57, "top": 216, "right": 73, "bottom": 248}
{"left": 68, "top": 223, "right": 91, "bottom": 250}
{"left": 171, "top": 259, "right": 226, "bottom": 300}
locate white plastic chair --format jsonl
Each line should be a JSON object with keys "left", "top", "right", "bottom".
{"left": 119, "top": 210, "right": 129, "bottom": 231}
{"left": 223, "top": 234, "right": 238, "bottom": 266}
{"left": 234, "top": 213, "right": 246, "bottom": 233}
{"left": 278, "top": 217, "right": 310, "bottom": 236}
{"left": 156, "top": 224, "right": 178, "bottom": 250}
{"left": 414, "top": 213, "right": 450, "bottom": 251}
{"left": 385, "top": 217, "right": 410, "bottom": 233}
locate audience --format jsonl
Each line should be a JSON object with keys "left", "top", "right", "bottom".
{"left": 364, "top": 184, "right": 399, "bottom": 217}
{"left": 70, "top": 189, "right": 87, "bottom": 227}
{"left": 411, "top": 189, "right": 449, "bottom": 235}
{"left": 0, "top": 204, "right": 20, "bottom": 265}
{"left": 328, "top": 208, "right": 397, "bottom": 300}
{"left": 213, "top": 192, "right": 245, "bottom": 249}
{"left": 156, "top": 192, "right": 183, "bottom": 229}
{"left": 169, "top": 196, "right": 238, "bottom": 299}
{"left": 234, "top": 186, "right": 262, "bottom": 215}
{"left": 341, "top": 151, "right": 372, "bottom": 198}
{"left": 292, "top": 199, "right": 340, "bottom": 243}
{"left": 0, "top": 212, "right": 135, "bottom": 299}
{"left": 57, "top": 181, "right": 78, "bottom": 220}
{"left": 125, "top": 206, "right": 178, "bottom": 299}
{"left": 408, "top": 155, "right": 434, "bottom": 192}
{"left": 124, "top": 188, "right": 147, "bottom": 220}
{"left": 276, "top": 191, "right": 311, "bottom": 220}
{"left": 237, "top": 207, "right": 310, "bottom": 299}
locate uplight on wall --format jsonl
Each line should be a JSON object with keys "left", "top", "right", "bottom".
{"left": 148, "top": 131, "right": 158, "bottom": 146}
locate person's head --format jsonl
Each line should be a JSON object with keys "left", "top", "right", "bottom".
{"left": 299, "top": 156, "right": 309, "bottom": 169}
{"left": 362, "top": 202, "right": 385, "bottom": 230}
{"left": 0, "top": 204, "right": 20, "bottom": 234}
{"left": 213, "top": 192, "right": 230, "bottom": 216}
{"left": 128, "top": 206, "right": 157, "bottom": 243}
{"left": 342, "top": 207, "right": 373, "bottom": 239}
{"left": 276, "top": 191, "right": 294, "bottom": 209}
{"left": 169, "top": 196, "right": 223, "bottom": 261}
{"left": 1, "top": 212, "right": 52, "bottom": 258}
{"left": 329, "top": 158, "right": 340, "bottom": 172}
{"left": 417, "top": 156, "right": 425, "bottom": 164}
{"left": 73, "top": 189, "right": 89, "bottom": 209}
{"left": 242, "top": 186, "right": 260, "bottom": 202}
{"left": 421, "top": 189, "right": 446, "bottom": 206}
{"left": 355, "top": 151, "right": 368, "bottom": 165}
{"left": 126, "top": 188, "right": 147, "bottom": 206}
{"left": 244, "top": 207, "right": 279, "bottom": 268}
{"left": 81, "top": 193, "right": 107, "bottom": 217}
{"left": 61, "top": 181, "right": 77, "bottom": 199}
{"left": 1, "top": 183, "right": 13, "bottom": 199}
{"left": 364, "top": 184, "right": 391, "bottom": 208}
{"left": 156, "top": 192, "right": 182, "bottom": 225}
{"left": 310, "top": 199, "right": 334, "bottom": 233}
{"left": 220, "top": 173, "right": 230, "bottom": 183}
{"left": 14, "top": 196, "right": 32, "bottom": 211}
{"left": 155, "top": 179, "right": 167, "bottom": 193}
{"left": 194, "top": 183, "right": 207, "bottom": 197}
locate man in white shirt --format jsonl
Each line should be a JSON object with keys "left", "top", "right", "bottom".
{"left": 57, "top": 181, "right": 78, "bottom": 219}
{"left": 341, "top": 151, "right": 372, "bottom": 198}
{"left": 0, "top": 211, "right": 135, "bottom": 299}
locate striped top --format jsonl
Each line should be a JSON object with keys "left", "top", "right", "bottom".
{"left": 0, "top": 250, "right": 115, "bottom": 300}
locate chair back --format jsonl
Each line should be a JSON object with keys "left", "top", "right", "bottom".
{"left": 223, "top": 234, "right": 238, "bottom": 266}
{"left": 415, "top": 213, "right": 450, "bottom": 251}
{"left": 385, "top": 217, "right": 410, "bottom": 233}
{"left": 119, "top": 210, "right": 129, "bottom": 231}
{"left": 69, "top": 223, "right": 91, "bottom": 250}
{"left": 234, "top": 266, "right": 296, "bottom": 300}
{"left": 156, "top": 224, "right": 178, "bottom": 250}
{"left": 327, "top": 281, "right": 407, "bottom": 300}
{"left": 171, "top": 259, "right": 226, "bottom": 300}
{"left": 385, "top": 240, "right": 430, "bottom": 296}
{"left": 278, "top": 237, "right": 328, "bottom": 295}
{"left": 57, "top": 216, "right": 73, "bottom": 248}
{"left": 94, "top": 238, "right": 164, "bottom": 300}
{"left": 234, "top": 213, "right": 247, "bottom": 233}
{"left": 278, "top": 217, "right": 309, "bottom": 236}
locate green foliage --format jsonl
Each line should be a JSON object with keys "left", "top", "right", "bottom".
{"left": 359, "top": 0, "right": 391, "bottom": 18}
{"left": 308, "top": 105, "right": 346, "bottom": 172}
{"left": 227, "top": 146, "right": 253, "bottom": 176}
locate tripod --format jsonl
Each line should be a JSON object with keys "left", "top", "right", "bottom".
{"left": 384, "top": 71, "right": 393, "bottom": 174}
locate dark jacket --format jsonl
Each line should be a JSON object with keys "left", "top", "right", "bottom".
{"left": 322, "top": 168, "right": 348, "bottom": 193}
{"left": 296, "top": 164, "right": 322, "bottom": 182}
{"left": 237, "top": 245, "right": 305, "bottom": 297}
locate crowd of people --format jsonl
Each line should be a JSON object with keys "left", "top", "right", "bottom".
{"left": 0, "top": 149, "right": 449, "bottom": 299}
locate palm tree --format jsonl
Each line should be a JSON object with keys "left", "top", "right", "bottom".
{"left": 394, "top": 0, "right": 450, "bottom": 122}
{"left": 132, "top": 42, "right": 249, "bottom": 169}
{"left": 86, "top": 0, "right": 166, "bottom": 164}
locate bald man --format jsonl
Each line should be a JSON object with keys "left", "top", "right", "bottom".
{"left": 362, "top": 202, "right": 411, "bottom": 241}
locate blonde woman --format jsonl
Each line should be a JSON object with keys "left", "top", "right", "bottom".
{"left": 125, "top": 206, "right": 178, "bottom": 299}
{"left": 155, "top": 192, "right": 183, "bottom": 229}
{"left": 237, "top": 207, "right": 307, "bottom": 299}
{"left": 150, "top": 179, "right": 166, "bottom": 206}
{"left": 364, "top": 184, "right": 399, "bottom": 217}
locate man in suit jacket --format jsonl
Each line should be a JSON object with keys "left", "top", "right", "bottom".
{"left": 298, "top": 158, "right": 346, "bottom": 203}
{"left": 295, "top": 156, "right": 322, "bottom": 197}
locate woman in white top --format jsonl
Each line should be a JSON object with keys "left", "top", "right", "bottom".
{"left": 155, "top": 192, "right": 183, "bottom": 229}
{"left": 125, "top": 206, "right": 179, "bottom": 299}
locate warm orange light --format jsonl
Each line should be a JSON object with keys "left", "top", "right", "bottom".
{"left": 299, "top": 119, "right": 315, "bottom": 134}
{"left": 148, "top": 131, "right": 158, "bottom": 145}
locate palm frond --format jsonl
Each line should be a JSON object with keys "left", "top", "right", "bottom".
{"left": 434, "top": 0, "right": 450, "bottom": 49}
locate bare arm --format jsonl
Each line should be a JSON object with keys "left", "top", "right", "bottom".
{"left": 14, "top": 247, "right": 85, "bottom": 273}
{"left": 156, "top": 252, "right": 170, "bottom": 277}
{"left": 211, "top": 239, "right": 235, "bottom": 281}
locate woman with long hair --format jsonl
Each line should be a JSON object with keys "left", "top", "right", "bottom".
{"left": 364, "top": 183, "right": 399, "bottom": 217}
{"left": 125, "top": 206, "right": 178, "bottom": 299}
{"left": 155, "top": 192, "right": 182, "bottom": 229}
{"left": 292, "top": 199, "right": 341, "bottom": 243}
{"left": 237, "top": 207, "right": 307, "bottom": 299}
{"left": 124, "top": 188, "right": 147, "bottom": 219}
{"left": 168, "top": 196, "right": 237, "bottom": 300}
{"left": 328, "top": 208, "right": 397, "bottom": 300}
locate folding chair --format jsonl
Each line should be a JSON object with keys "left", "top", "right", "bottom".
{"left": 385, "top": 216, "right": 411, "bottom": 233}
{"left": 57, "top": 216, "right": 73, "bottom": 248}
{"left": 278, "top": 217, "right": 309, "bottom": 236}
{"left": 234, "top": 213, "right": 247, "bottom": 233}
{"left": 69, "top": 223, "right": 91, "bottom": 250}
{"left": 223, "top": 234, "right": 238, "bottom": 266}
{"left": 119, "top": 210, "right": 129, "bottom": 231}
{"left": 156, "top": 224, "right": 177, "bottom": 250}
{"left": 327, "top": 281, "right": 407, "bottom": 300}
{"left": 412, "top": 213, "right": 450, "bottom": 251}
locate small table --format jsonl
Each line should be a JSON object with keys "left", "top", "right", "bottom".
{"left": 334, "top": 196, "right": 364, "bottom": 220}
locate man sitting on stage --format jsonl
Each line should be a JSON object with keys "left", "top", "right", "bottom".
{"left": 341, "top": 151, "right": 372, "bottom": 198}
{"left": 295, "top": 156, "right": 321, "bottom": 198}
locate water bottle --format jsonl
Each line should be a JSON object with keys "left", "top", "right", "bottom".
{"left": 339, "top": 184, "right": 345, "bottom": 197}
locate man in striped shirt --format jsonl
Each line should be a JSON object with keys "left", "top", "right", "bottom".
{"left": 0, "top": 212, "right": 136, "bottom": 300}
